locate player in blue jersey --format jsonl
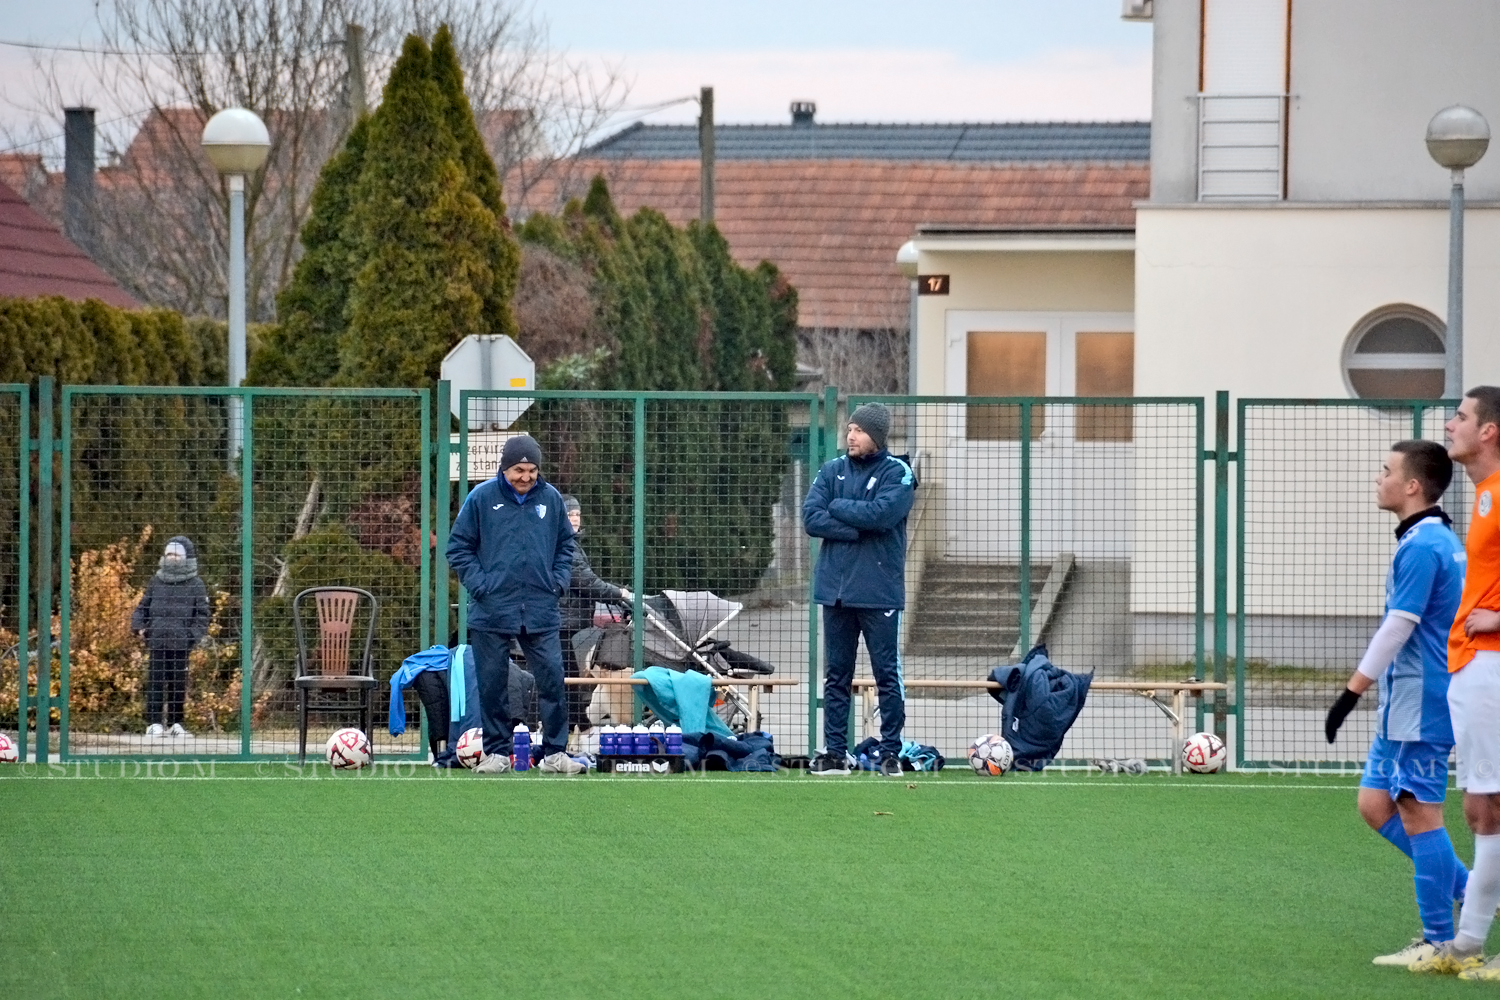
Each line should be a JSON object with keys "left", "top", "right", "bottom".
{"left": 1325, "top": 439, "right": 1469, "bottom": 966}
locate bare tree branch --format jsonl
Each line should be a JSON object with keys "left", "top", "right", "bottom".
{"left": 2, "top": 0, "right": 628, "bottom": 318}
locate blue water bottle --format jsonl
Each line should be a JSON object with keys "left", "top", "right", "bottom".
{"left": 649, "top": 721, "right": 667, "bottom": 754}
{"left": 632, "top": 724, "right": 650, "bottom": 755}
{"left": 601, "top": 725, "right": 617, "bottom": 756}
{"left": 512, "top": 724, "right": 531, "bottom": 771}
{"left": 666, "top": 724, "right": 683, "bottom": 756}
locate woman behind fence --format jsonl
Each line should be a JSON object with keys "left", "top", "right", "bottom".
{"left": 131, "top": 535, "right": 210, "bottom": 739}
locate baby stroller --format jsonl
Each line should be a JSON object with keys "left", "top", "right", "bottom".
{"left": 576, "top": 590, "right": 776, "bottom": 733}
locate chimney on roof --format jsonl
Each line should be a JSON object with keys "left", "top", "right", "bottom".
{"left": 63, "top": 107, "right": 97, "bottom": 252}
{"left": 790, "top": 101, "right": 816, "bottom": 127}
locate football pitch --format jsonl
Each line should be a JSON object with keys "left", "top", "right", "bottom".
{"left": 0, "top": 767, "right": 1481, "bottom": 999}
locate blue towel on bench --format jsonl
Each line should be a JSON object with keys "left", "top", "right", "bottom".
{"left": 633, "top": 666, "right": 735, "bottom": 739}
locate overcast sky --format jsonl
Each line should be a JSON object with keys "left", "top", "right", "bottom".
{"left": 1, "top": 0, "right": 1152, "bottom": 157}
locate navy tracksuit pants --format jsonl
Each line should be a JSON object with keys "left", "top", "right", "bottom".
{"left": 470, "top": 628, "right": 568, "bottom": 757}
{"left": 822, "top": 604, "right": 905, "bottom": 758}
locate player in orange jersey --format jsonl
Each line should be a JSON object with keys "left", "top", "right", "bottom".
{"left": 1412, "top": 386, "right": 1500, "bottom": 977}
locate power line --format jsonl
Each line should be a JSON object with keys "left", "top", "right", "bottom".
{"left": 0, "top": 38, "right": 190, "bottom": 57}
{"left": 0, "top": 108, "right": 154, "bottom": 157}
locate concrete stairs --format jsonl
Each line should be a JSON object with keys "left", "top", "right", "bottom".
{"left": 905, "top": 556, "right": 1074, "bottom": 659}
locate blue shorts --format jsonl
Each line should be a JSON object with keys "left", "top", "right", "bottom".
{"left": 1360, "top": 736, "right": 1453, "bottom": 804}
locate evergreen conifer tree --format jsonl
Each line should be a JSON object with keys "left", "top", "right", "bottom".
{"left": 429, "top": 25, "right": 520, "bottom": 339}
{"left": 248, "top": 116, "right": 370, "bottom": 386}
{"left": 339, "top": 34, "right": 498, "bottom": 387}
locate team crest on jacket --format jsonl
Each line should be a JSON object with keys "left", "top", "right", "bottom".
{"left": 1481, "top": 490, "right": 1493, "bottom": 517}
{"left": 537, "top": 505, "right": 547, "bottom": 519}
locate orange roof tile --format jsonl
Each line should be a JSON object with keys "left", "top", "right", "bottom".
{"left": 512, "top": 159, "right": 1146, "bottom": 330}
{"left": 0, "top": 179, "right": 138, "bottom": 308}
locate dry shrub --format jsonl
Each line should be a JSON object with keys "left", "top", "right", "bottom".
{"left": 0, "top": 527, "right": 241, "bottom": 732}
{"left": 513, "top": 243, "right": 601, "bottom": 367}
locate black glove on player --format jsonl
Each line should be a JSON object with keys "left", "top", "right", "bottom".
{"left": 1324, "top": 688, "right": 1361, "bottom": 744}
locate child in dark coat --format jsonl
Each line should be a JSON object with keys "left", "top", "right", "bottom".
{"left": 131, "top": 536, "right": 210, "bottom": 738}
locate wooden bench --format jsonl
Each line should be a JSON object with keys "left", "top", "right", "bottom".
{"left": 849, "top": 678, "right": 1230, "bottom": 774}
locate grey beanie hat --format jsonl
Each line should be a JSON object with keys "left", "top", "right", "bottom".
{"left": 561, "top": 494, "right": 581, "bottom": 513}
{"left": 848, "top": 402, "right": 891, "bottom": 451}
{"left": 499, "top": 433, "right": 543, "bottom": 474}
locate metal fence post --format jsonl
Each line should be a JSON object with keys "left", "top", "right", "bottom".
{"left": 631, "top": 394, "right": 646, "bottom": 672}
{"left": 457, "top": 390, "right": 470, "bottom": 644}
{"left": 419, "top": 392, "right": 431, "bottom": 650}
{"left": 34, "top": 375, "right": 52, "bottom": 763}
{"left": 1194, "top": 398, "right": 1207, "bottom": 734}
{"left": 14, "top": 387, "right": 29, "bottom": 762}
{"left": 1213, "top": 390, "right": 1230, "bottom": 743}
{"left": 435, "top": 380, "right": 451, "bottom": 648}
{"left": 1233, "top": 396, "right": 1248, "bottom": 765}
{"left": 806, "top": 392, "right": 820, "bottom": 754}
{"left": 239, "top": 390, "right": 254, "bottom": 755}
{"left": 58, "top": 387, "right": 72, "bottom": 758}
{"left": 1017, "top": 400, "right": 1032, "bottom": 653}
{"left": 418, "top": 388, "right": 433, "bottom": 755}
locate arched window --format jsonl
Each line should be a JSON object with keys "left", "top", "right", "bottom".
{"left": 1342, "top": 305, "right": 1446, "bottom": 400}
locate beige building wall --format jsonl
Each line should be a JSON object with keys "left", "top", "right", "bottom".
{"left": 911, "top": 244, "right": 1135, "bottom": 395}
{"left": 1135, "top": 205, "right": 1500, "bottom": 398}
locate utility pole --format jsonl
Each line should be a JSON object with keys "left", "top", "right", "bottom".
{"left": 699, "top": 86, "right": 715, "bottom": 223}
{"left": 345, "top": 23, "right": 367, "bottom": 125}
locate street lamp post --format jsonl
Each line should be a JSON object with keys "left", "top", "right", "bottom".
{"left": 1426, "top": 105, "right": 1490, "bottom": 399}
{"left": 896, "top": 240, "right": 920, "bottom": 394}
{"left": 201, "top": 108, "right": 271, "bottom": 458}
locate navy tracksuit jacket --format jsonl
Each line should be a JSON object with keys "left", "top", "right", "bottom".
{"left": 446, "top": 477, "right": 576, "bottom": 756}
{"left": 803, "top": 449, "right": 915, "bottom": 757}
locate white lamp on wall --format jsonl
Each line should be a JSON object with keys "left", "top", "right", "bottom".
{"left": 1426, "top": 105, "right": 1489, "bottom": 399}
{"left": 202, "top": 108, "right": 270, "bottom": 459}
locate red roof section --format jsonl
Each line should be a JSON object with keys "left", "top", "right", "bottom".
{"left": 512, "top": 159, "right": 1146, "bottom": 330}
{"left": 0, "top": 179, "right": 138, "bottom": 308}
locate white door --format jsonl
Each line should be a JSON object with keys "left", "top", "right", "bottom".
{"left": 939, "top": 311, "right": 1134, "bottom": 562}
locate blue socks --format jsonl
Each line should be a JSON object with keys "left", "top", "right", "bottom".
{"left": 1412, "top": 828, "right": 1460, "bottom": 942}
{"left": 1378, "top": 814, "right": 1413, "bottom": 858}
{"left": 1378, "top": 815, "right": 1470, "bottom": 905}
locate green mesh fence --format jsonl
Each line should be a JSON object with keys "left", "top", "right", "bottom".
{"left": 845, "top": 396, "right": 1206, "bottom": 768}
{"left": 454, "top": 391, "right": 819, "bottom": 757}
{"left": 1236, "top": 398, "right": 1459, "bottom": 769}
{"left": 0, "top": 386, "right": 27, "bottom": 758}
{"left": 57, "top": 387, "right": 430, "bottom": 761}
{"left": 30, "top": 383, "right": 1474, "bottom": 772}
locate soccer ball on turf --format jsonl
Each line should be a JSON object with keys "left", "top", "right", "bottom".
{"left": 0, "top": 732, "right": 17, "bottom": 763}
{"left": 325, "top": 728, "right": 372, "bottom": 770}
{"left": 455, "top": 727, "right": 485, "bottom": 769}
{"left": 1182, "top": 731, "right": 1227, "bottom": 773}
{"left": 967, "top": 734, "right": 1014, "bottom": 776}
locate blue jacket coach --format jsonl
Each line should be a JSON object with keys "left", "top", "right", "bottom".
{"left": 446, "top": 434, "right": 580, "bottom": 775}
{"left": 803, "top": 401, "right": 915, "bottom": 776}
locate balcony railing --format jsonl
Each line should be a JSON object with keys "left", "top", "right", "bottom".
{"left": 1197, "top": 93, "right": 1287, "bottom": 202}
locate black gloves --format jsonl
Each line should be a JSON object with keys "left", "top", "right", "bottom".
{"left": 1324, "top": 688, "right": 1361, "bottom": 743}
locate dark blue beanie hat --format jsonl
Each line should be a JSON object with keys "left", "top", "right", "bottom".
{"left": 499, "top": 434, "right": 543, "bottom": 474}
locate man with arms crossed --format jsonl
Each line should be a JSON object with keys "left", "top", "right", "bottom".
{"left": 1412, "top": 386, "right": 1500, "bottom": 977}
{"left": 803, "top": 402, "right": 915, "bottom": 778}
{"left": 1325, "top": 440, "right": 1468, "bottom": 965}
{"left": 447, "top": 434, "right": 582, "bottom": 775}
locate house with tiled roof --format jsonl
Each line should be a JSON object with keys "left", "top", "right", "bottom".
{"left": 510, "top": 110, "right": 1149, "bottom": 392}
{"left": 0, "top": 178, "right": 136, "bottom": 308}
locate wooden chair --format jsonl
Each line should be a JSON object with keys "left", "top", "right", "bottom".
{"left": 292, "top": 587, "right": 379, "bottom": 764}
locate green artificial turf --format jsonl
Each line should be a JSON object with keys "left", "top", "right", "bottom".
{"left": 0, "top": 767, "right": 1482, "bottom": 999}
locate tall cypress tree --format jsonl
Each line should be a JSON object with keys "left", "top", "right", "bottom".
{"left": 249, "top": 116, "right": 370, "bottom": 386}
{"left": 339, "top": 34, "right": 496, "bottom": 387}
{"left": 430, "top": 24, "right": 520, "bottom": 340}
